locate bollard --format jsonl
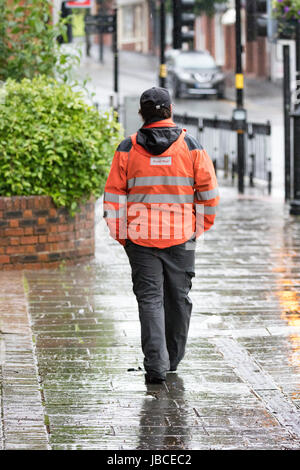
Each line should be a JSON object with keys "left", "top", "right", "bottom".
{"left": 224, "top": 154, "right": 229, "bottom": 179}
{"left": 268, "top": 171, "right": 272, "bottom": 195}
{"left": 213, "top": 159, "right": 217, "bottom": 175}
{"left": 249, "top": 154, "right": 255, "bottom": 187}
{"left": 232, "top": 162, "right": 236, "bottom": 183}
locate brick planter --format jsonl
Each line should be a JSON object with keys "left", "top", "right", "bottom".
{"left": 0, "top": 196, "right": 95, "bottom": 269}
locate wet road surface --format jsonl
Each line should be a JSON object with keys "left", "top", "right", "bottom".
{"left": 2, "top": 186, "right": 299, "bottom": 449}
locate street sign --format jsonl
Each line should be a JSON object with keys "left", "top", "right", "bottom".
{"left": 84, "top": 14, "right": 115, "bottom": 34}
{"left": 84, "top": 8, "right": 119, "bottom": 110}
{"left": 66, "top": 0, "right": 91, "bottom": 8}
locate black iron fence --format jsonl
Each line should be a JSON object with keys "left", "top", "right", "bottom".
{"left": 173, "top": 113, "right": 272, "bottom": 193}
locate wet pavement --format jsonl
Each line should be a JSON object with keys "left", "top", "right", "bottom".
{"left": 0, "top": 272, "right": 49, "bottom": 449}
{"left": 1, "top": 186, "right": 300, "bottom": 449}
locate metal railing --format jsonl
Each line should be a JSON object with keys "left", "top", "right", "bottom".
{"left": 173, "top": 113, "right": 272, "bottom": 193}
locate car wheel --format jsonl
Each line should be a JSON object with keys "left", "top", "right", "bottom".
{"left": 217, "top": 86, "right": 225, "bottom": 99}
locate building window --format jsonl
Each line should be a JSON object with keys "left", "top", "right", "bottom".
{"left": 122, "top": 5, "right": 135, "bottom": 39}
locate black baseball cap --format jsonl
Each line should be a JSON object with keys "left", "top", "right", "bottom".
{"left": 140, "top": 87, "right": 171, "bottom": 111}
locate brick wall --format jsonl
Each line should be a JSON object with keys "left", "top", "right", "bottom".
{"left": 204, "top": 15, "right": 215, "bottom": 58}
{"left": 245, "top": 37, "right": 268, "bottom": 78}
{"left": 0, "top": 196, "right": 95, "bottom": 269}
{"left": 224, "top": 24, "right": 236, "bottom": 71}
{"left": 223, "top": 24, "right": 269, "bottom": 78}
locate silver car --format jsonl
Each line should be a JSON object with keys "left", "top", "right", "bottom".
{"left": 166, "top": 50, "right": 226, "bottom": 99}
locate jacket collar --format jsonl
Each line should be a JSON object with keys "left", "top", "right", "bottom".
{"left": 142, "top": 118, "right": 177, "bottom": 129}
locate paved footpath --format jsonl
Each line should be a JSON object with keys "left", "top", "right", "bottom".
{"left": 0, "top": 272, "right": 49, "bottom": 449}
{"left": 1, "top": 186, "right": 300, "bottom": 450}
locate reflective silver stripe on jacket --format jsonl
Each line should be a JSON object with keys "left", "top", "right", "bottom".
{"left": 204, "top": 205, "right": 217, "bottom": 215}
{"left": 127, "top": 194, "right": 194, "bottom": 204}
{"left": 196, "top": 187, "right": 219, "bottom": 201}
{"left": 195, "top": 204, "right": 217, "bottom": 215}
{"left": 127, "top": 176, "right": 194, "bottom": 189}
{"left": 104, "top": 208, "right": 126, "bottom": 219}
{"left": 104, "top": 192, "right": 127, "bottom": 203}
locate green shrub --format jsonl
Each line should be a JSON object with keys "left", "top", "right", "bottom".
{"left": 0, "top": 0, "right": 79, "bottom": 82}
{"left": 0, "top": 76, "right": 123, "bottom": 211}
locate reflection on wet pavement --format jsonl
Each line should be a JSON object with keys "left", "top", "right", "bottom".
{"left": 23, "top": 187, "right": 300, "bottom": 449}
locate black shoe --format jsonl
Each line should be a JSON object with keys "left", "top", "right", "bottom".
{"left": 145, "top": 373, "right": 166, "bottom": 384}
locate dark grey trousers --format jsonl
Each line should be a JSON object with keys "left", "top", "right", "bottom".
{"left": 124, "top": 239, "right": 196, "bottom": 379}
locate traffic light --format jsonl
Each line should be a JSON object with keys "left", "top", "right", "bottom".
{"left": 173, "top": 0, "right": 196, "bottom": 50}
{"left": 246, "top": 0, "right": 268, "bottom": 42}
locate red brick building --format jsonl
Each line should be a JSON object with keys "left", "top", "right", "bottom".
{"left": 117, "top": 0, "right": 151, "bottom": 52}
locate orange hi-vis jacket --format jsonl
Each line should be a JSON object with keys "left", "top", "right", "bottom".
{"left": 103, "top": 118, "right": 219, "bottom": 248}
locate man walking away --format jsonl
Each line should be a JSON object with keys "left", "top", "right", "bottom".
{"left": 103, "top": 87, "right": 219, "bottom": 384}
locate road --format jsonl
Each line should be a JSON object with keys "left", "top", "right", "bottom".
{"left": 72, "top": 39, "right": 282, "bottom": 124}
